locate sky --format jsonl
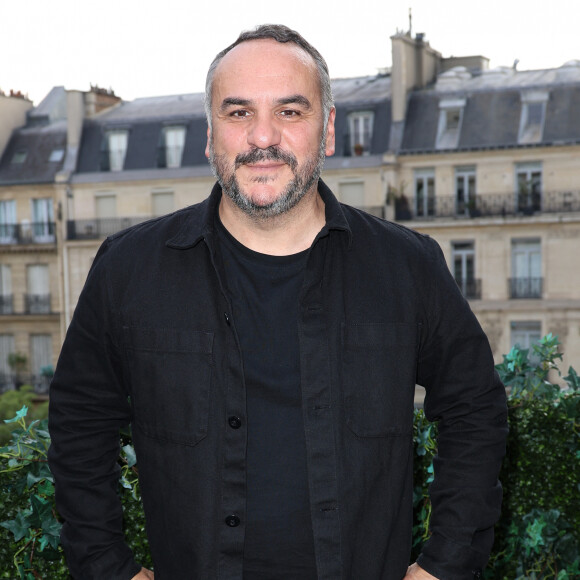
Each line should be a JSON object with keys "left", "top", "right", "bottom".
{"left": 1, "top": 0, "right": 579, "bottom": 106}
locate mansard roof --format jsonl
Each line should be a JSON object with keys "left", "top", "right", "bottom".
{"left": 400, "top": 62, "right": 580, "bottom": 154}
{"left": 0, "top": 122, "right": 67, "bottom": 185}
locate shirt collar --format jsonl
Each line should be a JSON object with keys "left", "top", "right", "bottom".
{"left": 166, "top": 179, "right": 352, "bottom": 250}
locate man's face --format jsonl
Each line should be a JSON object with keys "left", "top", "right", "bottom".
{"left": 205, "top": 39, "right": 335, "bottom": 219}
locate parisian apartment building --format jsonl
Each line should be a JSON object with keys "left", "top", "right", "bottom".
{"left": 0, "top": 30, "right": 579, "bottom": 391}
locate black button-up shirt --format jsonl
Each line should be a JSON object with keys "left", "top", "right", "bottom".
{"left": 48, "top": 181, "right": 507, "bottom": 580}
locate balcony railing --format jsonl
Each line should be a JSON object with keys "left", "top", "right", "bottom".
{"left": 455, "top": 278, "right": 482, "bottom": 300}
{"left": 0, "top": 373, "right": 52, "bottom": 394}
{"left": 0, "top": 222, "right": 56, "bottom": 245}
{"left": 67, "top": 217, "right": 149, "bottom": 240}
{"left": 509, "top": 277, "right": 543, "bottom": 299}
{"left": 0, "top": 294, "right": 13, "bottom": 314}
{"left": 24, "top": 294, "right": 52, "bottom": 314}
{"left": 395, "top": 190, "right": 580, "bottom": 221}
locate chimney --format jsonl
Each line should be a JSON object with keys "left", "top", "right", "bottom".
{"left": 84, "top": 85, "right": 121, "bottom": 116}
{"left": 389, "top": 32, "right": 442, "bottom": 151}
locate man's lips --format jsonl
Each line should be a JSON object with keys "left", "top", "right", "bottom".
{"left": 243, "top": 162, "right": 286, "bottom": 170}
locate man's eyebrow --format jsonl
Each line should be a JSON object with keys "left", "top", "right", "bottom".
{"left": 276, "top": 95, "right": 312, "bottom": 109}
{"left": 219, "top": 97, "right": 252, "bottom": 111}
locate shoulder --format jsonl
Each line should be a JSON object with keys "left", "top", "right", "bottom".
{"left": 340, "top": 204, "right": 441, "bottom": 263}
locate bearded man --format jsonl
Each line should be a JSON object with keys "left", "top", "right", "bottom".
{"left": 49, "top": 24, "right": 507, "bottom": 580}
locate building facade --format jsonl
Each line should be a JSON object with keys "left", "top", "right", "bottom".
{"left": 1, "top": 31, "right": 579, "bottom": 391}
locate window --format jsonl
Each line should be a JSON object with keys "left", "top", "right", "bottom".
{"left": 338, "top": 182, "right": 365, "bottom": 207}
{"left": 95, "top": 194, "right": 117, "bottom": 219}
{"left": 102, "top": 130, "right": 129, "bottom": 171}
{"left": 436, "top": 99, "right": 465, "bottom": 149}
{"left": 152, "top": 191, "right": 175, "bottom": 216}
{"left": 0, "top": 334, "right": 15, "bottom": 388}
{"left": 516, "top": 162, "right": 542, "bottom": 213}
{"left": 414, "top": 169, "right": 435, "bottom": 217}
{"left": 452, "top": 241, "right": 480, "bottom": 299}
{"left": 49, "top": 148, "right": 65, "bottom": 163}
{"left": 455, "top": 166, "right": 476, "bottom": 216}
{"left": 159, "top": 126, "right": 186, "bottom": 168}
{"left": 11, "top": 150, "right": 27, "bottom": 164}
{"left": 510, "top": 321, "right": 542, "bottom": 350}
{"left": 0, "top": 265, "right": 13, "bottom": 314}
{"left": 26, "top": 264, "right": 50, "bottom": 314}
{"left": 347, "top": 112, "right": 374, "bottom": 155}
{"left": 518, "top": 91, "right": 548, "bottom": 144}
{"left": 95, "top": 193, "right": 118, "bottom": 237}
{"left": 31, "top": 199, "right": 55, "bottom": 242}
{"left": 0, "top": 200, "right": 16, "bottom": 243}
{"left": 510, "top": 239, "right": 542, "bottom": 298}
{"left": 30, "top": 334, "right": 53, "bottom": 389}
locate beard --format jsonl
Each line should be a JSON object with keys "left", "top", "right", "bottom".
{"left": 208, "top": 133, "right": 327, "bottom": 219}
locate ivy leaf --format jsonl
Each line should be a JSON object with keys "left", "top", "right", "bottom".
{"left": 37, "top": 479, "right": 55, "bottom": 497}
{"left": 0, "top": 511, "right": 33, "bottom": 542}
{"left": 122, "top": 444, "right": 137, "bottom": 468}
{"left": 4, "top": 405, "right": 28, "bottom": 424}
{"left": 29, "top": 495, "right": 53, "bottom": 528}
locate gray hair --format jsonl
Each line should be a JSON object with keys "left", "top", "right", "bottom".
{"left": 204, "top": 24, "right": 334, "bottom": 129}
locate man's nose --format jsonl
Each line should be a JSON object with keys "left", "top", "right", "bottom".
{"left": 247, "top": 113, "right": 281, "bottom": 149}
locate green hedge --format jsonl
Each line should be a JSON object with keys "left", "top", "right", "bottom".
{"left": 1, "top": 335, "right": 579, "bottom": 579}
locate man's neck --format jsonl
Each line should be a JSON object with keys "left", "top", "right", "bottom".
{"left": 218, "top": 188, "right": 326, "bottom": 256}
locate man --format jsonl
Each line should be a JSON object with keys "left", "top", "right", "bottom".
{"left": 48, "top": 25, "right": 508, "bottom": 580}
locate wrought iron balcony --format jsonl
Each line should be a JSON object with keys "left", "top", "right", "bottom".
{"left": 0, "top": 294, "right": 13, "bottom": 314}
{"left": 394, "top": 190, "right": 580, "bottom": 221}
{"left": 0, "top": 222, "right": 56, "bottom": 245}
{"left": 455, "top": 278, "right": 482, "bottom": 300}
{"left": 24, "top": 294, "right": 52, "bottom": 314}
{"left": 67, "top": 217, "right": 149, "bottom": 240}
{"left": 509, "top": 278, "right": 543, "bottom": 299}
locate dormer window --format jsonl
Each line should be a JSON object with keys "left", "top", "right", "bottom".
{"left": 11, "top": 150, "right": 27, "bottom": 164}
{"left": 49, "top": 149, "right": 65, "bottom": 163}
{"left": 158, "top": 126, "right": 186, "bottom": 168}
{"left": 347, "top": 111, "right": 374, "bottom": 156}
{"left": 519, "top": 91, "right": 548, "bottom": 144}
{"left": 436, "top": 98, "right": 465, "bottom": 150}
{"left": 101, "top": 129, "right": 129, "bottom": 171}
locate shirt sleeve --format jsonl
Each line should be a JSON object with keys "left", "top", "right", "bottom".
{"left": 48, "top": 239, "right": 142, "bottom": 580}
{"left": 415, "top": 238, "right": 508, "bottom": 580}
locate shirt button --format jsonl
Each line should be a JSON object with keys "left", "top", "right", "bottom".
{"left": 224, "top": 312, "right": 231, "bottom": 325}
{"left": 228, "top": 416, "right": 242, "bottom": 429}
{"left": 472, "top": 571, "right": 482, "bottom": 579}
{"left": 225, "top": 514, "right": 240, "bottom": 527}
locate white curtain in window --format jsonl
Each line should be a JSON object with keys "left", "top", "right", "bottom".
{"left": 31, "top": 198, "right": 54, "bottom": 240}
{"left": 27, "top": 264, "right": 49, "bottom": 295}
{"left": 0, "top": 264, "right": 11, "bottom": 295}
{"left": 165, "top": 127, "right": 186, "bottom": 168}
{"left": 108, "top": 131, "right": 128, "bottom": 171}
{"left": 339, "top": 182, "right": 365, "bottom": 207}
{"left": 0, "top": 334, "right": 15, "bottom": 378}
{"left": 0, "top": 200, "right": 16, "bottom": 242}
{"left": 152, "top": 192, "right": 175, "bottom": 216}
{"left": 96, "top": 195, "right": 117, "bottom": 218}
{"left": 30, "top": 335, "right": 52, "bottom": 375}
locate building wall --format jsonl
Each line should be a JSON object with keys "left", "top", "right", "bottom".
{"left": 0, "top": 184, "right": 61, "bottom": 381}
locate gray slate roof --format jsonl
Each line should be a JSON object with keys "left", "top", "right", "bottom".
{"left": 0, "top": 122, "right": 67, "bottom": 185}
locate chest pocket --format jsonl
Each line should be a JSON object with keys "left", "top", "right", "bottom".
{"left": 341, "top": 322, "right": 419, "bottom": 437}
{"left": 123, "top": 327, "right": 214, "bottom": 446}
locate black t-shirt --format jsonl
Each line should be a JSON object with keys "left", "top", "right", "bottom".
{"left": 216, "top": 217, "right": 318, "bottom": 579}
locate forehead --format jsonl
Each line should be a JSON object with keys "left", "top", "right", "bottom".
{"left": 212, "top": 39, "right": 320, "bottom": 103}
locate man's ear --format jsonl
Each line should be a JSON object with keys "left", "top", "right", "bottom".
{"left": 325, "top": 107, "right": 336, "bottom": 157}
{"left": 205, "top": 126, "right": 211, "bottom": 159}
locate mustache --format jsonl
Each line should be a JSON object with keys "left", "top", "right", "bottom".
{"left": 234, "top": 146, "right": 298, "bottom": 172}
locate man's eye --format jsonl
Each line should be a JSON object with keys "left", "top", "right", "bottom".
{"left": 231, "top": 110, "right": 250, "bottom": 118}
{"left": 279, "top": 109, "right": 300, "bottom": 117}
